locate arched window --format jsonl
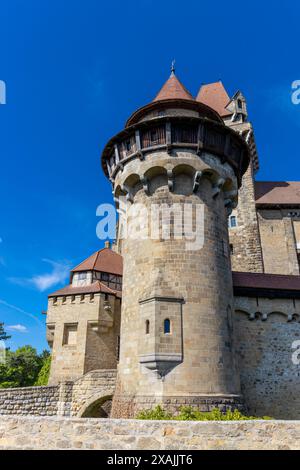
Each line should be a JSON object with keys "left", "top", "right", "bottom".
{"left": 145, "top": 320, "right": 150, "bottom": 334}
{"left": 164, "top": 318, "right": 171, "bottom": 334}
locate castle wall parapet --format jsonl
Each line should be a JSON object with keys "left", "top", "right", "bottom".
{"left": 0, "top": 415, "right": 300, "bottom": 450}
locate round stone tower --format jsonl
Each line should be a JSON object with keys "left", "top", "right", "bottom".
{"left": 101, "top": 69, "right": 249, "bottom": 418}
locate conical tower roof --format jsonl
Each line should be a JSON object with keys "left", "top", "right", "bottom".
{"left": 153, "top": 66, "right": 193, "bottom": 102}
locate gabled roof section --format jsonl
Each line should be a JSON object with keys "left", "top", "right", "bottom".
{"left": 71, "top": 247, "right": 123, "bottom": 276}
{"left": 255, "top": 181, "right": 300, "bottom": 206}
{"left": 153, "top": 72, "right": 193, "bottom": 102}
{"left": 196, "top": 81, "right": 232, "bottom": 117}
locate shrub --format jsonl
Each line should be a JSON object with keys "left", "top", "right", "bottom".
{"left": 136, "top": 405, "right": 272, "bottom": 421}
{"left": 34, "top": 355, "right": 51, "bottom": 386}
{"left": 136, "top": 405, "right": 172, "bottom": 420}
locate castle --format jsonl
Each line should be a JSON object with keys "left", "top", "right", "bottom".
{"left": 45, "top": 69, "right": 300, "bottom": 419}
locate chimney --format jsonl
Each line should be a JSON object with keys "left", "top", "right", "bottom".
{"left": 105, "top": 240, "right": 111, "bottom": 249}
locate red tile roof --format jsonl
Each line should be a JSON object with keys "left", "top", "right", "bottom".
{"left": 233, "top": 271, "right": 300, "bottom": 292}
{"left": 48, "top": 280, "right": 121, "bottom": 298}
{"left": 71, "top": 247, "right": 123, "bottom": 276}
{"left": 255, "top": 181, "right": 300, "bottom": 205}
{"left": 196, "top": 81, "right": 231, "bottom": 117}
{"left": 153, "top": 73, "right": 193, "bottom": 102}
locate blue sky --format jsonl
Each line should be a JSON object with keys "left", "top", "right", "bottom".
{"left": 0, "top": 0, "right": 300, "bottom": 352}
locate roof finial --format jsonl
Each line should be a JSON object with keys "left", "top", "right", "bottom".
{"left": 171, "top": 59, "right": 175, "bottom": 75}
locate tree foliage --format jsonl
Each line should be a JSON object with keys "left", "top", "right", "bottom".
{"left": 0, "top": 322, "right": 10, "bottom": 342}
{"left": 34, "top": 354, "right": 51, "bottom": 386}
{"left": 0, "top": 346, "right": 50, "bottom": 388}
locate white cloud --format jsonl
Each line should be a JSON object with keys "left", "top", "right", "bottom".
{"left": 8, "top": 258, "right": 71, "bottom": 292}
{"left": 7, "top": 324, "right": 28, "bottom": 333}
{"left": 31, "top": 259, "right": 70, "bottom": 291}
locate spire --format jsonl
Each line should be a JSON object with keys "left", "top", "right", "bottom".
{"left": 171, "top": 59, "right": 175, "bottom": 75}
{"left": 153, "top": 64, "right": 193, "bottom": 102}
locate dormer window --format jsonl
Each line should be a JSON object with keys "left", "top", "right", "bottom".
{"left": 237, "top": 99, "right": 243, "bottom": 109}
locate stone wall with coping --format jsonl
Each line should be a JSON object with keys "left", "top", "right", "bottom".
{"left": 0, "top": 415, "right": 299, "bottom": 450}
{"left": 0, "top": 386, "right": 59, "bottom": 416}
{"left": 0, "top": 371, "right": 117, "bottom": 418}
{"left": 234, "top": 296, "right": 300, "bottom": 419}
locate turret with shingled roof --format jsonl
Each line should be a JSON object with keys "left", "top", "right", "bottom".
{"left": 153, "top": 61, "right": 194, "bottom": 102}
{"left": 48, "top": 242, "right": 122, "bottom": 299}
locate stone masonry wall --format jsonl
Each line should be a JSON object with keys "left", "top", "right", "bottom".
{"left": 112, "top": 150, "right": 242, "bottom": 417}
{"left": 0, "top": 386, "right": 59, "bottom": 416}
{"left": 47, "top": 293, "right": 120, "bottom": 385}
{"left": 0, "top": 370, "right": 117, "bottom": 418}
{"left": 0, "top": 415, "right": 300, "bottom": 450}
{"left": 229, "top": 165, "right": 264, "bottom": 273}
{"left": 257, "top": 209, "right": 300, "bottom": 275}
{"left": 71, "top": 369, "right": 116, "bottom": 416}
{"left": 234, "top": 296, "right": 300, "bottom": 419}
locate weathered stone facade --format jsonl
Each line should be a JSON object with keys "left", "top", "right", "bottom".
{"left": 1, "top": 415, "right": 300, "bottom": 450}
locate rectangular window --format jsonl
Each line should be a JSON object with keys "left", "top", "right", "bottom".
{"left": 78, "top": 272, "right": 87, "bottom": 280}
{"left": 229, "top": 215, "right": 237, "bottom": 228}
{"left": 63, "top": 323, "right": 78, "bottom": 346}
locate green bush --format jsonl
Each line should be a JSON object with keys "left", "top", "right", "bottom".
{"left": 34, "top": 355, "right": 51, "bottom": 386}
{"left": 136, "top": 405, "right": 272, "bottom": 421}
{"left": 137, "top": 405, "right": 172, "bottom": 420}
